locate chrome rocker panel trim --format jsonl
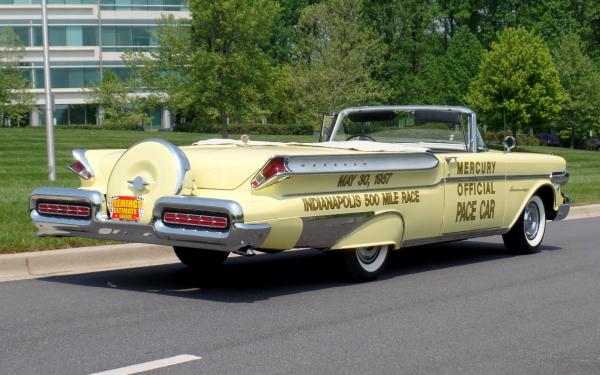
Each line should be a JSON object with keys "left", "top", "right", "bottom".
{"left": 402, "top": 228, "right": 508, "bottom": 248}
{"left": 30, "top": 187, "right": 270, "bottom": 252}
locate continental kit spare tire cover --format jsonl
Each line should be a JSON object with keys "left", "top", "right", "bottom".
{"left": 106, "top": 139, "right": 190, "bottom": 224}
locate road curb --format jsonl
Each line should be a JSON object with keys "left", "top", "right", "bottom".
{"left": 1, "top": 204, "right": 599, "bottom": 282}
{"left": 0, "top": 243, "right": 177, "bottom": 282}
{"left": 566, "top": 204, "right": 600, "bottom": 221}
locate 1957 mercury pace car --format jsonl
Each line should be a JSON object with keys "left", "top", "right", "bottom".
{"left": 30, "top": 105, "right": 570, "bottom": 281}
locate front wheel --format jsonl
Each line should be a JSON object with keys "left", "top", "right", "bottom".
{"left": 502, "top": 195, "right": 546, "bottom": 254}
{"left": 173, "top": 247, "right": 229, "bottom": 270}
{"left": 342, "top": 245, "right": 390, "bottom": 282}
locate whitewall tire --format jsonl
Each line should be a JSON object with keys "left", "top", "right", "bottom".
{"left": 502, "top": 195, "right": 546, "bottom": 254}
{"left": 342, "top": 245, "right": 390, "bottom": 282}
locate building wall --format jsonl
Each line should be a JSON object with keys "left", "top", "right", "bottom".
{"left": 0, "top": 0, "right": 188, "bottom": 127}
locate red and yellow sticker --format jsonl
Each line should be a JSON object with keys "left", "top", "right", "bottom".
{"left": 111, "top": 196, "right": 144, "bottom": 221}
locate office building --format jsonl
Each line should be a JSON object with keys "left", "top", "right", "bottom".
{"left": 0, "top": 0, "right": 189, "bottom": 128}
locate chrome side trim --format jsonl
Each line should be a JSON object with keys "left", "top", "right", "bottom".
{"left": 253, "top": 153, "right": 440, "bottom": 190}
{"left": 282, "top": 180, "right": 443, "bottom": 197}
{"left": 506, "top": 174, "right": 550, "bottom": 181}
{"left": 445, "top": 174, "right": 551, "bottom": 183}
{"left": 285, "top": 153, "right": 439, "bottom": 174}
{"left": 69, "top": 149, "right": 95, "bottom": 179}
{"left": 295, "top": 213, "right": 373, "bottom": 248}
{"left": 402, "top": 228, "right": 508, "bottom": 248}
{"left": 283, "top": 173, "right": 557, "bottom": 198}
{"left": 120, "top": 139, "right": 190, "bottom": 195}
{"left": 30, "top": 188, "right": 269, "bottom": 252}
{"left": 445, "top": 175, "right": 504, "bottom": 183}
{"left": 550, "top": 170, "right": 569, "bottom": 186}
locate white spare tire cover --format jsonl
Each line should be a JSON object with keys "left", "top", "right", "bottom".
{"left": 106, "top": 139, "right": 190, "bottom": 224}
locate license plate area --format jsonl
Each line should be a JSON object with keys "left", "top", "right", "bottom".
{"left": 110, "top": 195, "right": 144, "bottom": 222}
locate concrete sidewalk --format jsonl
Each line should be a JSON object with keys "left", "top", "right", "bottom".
{"left": 1, "top": 204, "right": 599, "bottom": 282}
{"left": 0, "top": 244, "right": 176, "bottom": 282}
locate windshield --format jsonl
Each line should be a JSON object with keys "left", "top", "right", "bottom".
{"left": 331, "top": 109, "right": 470, "bottom": 150}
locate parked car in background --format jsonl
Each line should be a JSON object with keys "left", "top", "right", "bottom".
{"left": 586, "top": 136, "right": 600, "bottom": 151}
{"left": 535, "top": 133, "right": 561, "bottom": 147}
{"left": 30, "top": 105, "right": 570, "bottom": 282}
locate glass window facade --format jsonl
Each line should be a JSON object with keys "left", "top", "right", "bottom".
{"left": 0, "top": 0, "right": 185, "bottom": 6}
{"left": 2, "top": 26, "right": 98, "bottom": 47}
{"left": 39, "top": 104, "right": 98, "bottom": 125}
{"left": 0, "top": 0, "right": 99, "bottom": 4}
{"left": 50, "top": 26, "right": 98, "bottom": 46}
{"left": 34, "top": 68, "right": 100, "bottom": 88}
{"left": 101, "top": 26, "right": 156, "bottom": 50}
{"left": 144, "top": 109, "right": 161, "bottom": 130}
{"left": 106, "top": 67, "right": 132, "bottom": 81}
{"left": 10, "top": 26, "right": 31, "bottom": 46}
{"left": 100, "top": 0, "right": 187, "bottom": 11}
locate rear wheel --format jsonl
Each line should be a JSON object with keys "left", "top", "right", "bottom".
{"left": 502, "top": 195, "right": 546, "bottom": 254}
{"left": 342, "top": 245, "right": 390, "bottom": 282}
{"left": 173, "top": 247, "right": 229, "bottom": 270}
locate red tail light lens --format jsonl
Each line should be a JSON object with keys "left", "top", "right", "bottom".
{"left": 67, "top": 149, "right": 94, "bottom": 180}
{"left": 251, "top": 157, "right": 288, "bottom": 188}
{"left": 163, "top": 212, "right": 228, "bottom": 229}
{"left": 68, "top": 160, "right": 94, "bottom": 180}
{"left": 37, "top": 202, "right": 91, "bottom": 218}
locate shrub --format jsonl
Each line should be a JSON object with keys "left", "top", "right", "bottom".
{"left": 483, "top": 131, "right": 542, "bottom": 146}
{"left": 57, "top": 124, "right": 143, "bottom": 131}
{"left": 516, "top": 134, "right": 541, "bottom": 146}
{"left": 176, "top": 122, "right": 313, "bottom": 135}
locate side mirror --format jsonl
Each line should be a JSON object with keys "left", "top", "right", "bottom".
{"left": 503, "top": 136, "right": 516, "bottom": 152}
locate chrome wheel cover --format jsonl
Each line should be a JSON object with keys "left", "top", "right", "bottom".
{"left": 356, "top": 246, "right": 381, "bottom": 264}
{"left": 524, "top": 201, "right": 540, "bottom": 241}
{"left": 354, "top": 245, "right": 389, "bottom": 273}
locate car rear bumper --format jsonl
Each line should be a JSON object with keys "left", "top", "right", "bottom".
{"left": 554, "top": 193, "right": 570, "bottom": 221}
{"left": 29, "top": 187, "right": 270, "bottom": 253}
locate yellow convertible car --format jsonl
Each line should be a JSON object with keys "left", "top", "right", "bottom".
{"left": 30, "top": 105, "right": 570, "bottom": 281}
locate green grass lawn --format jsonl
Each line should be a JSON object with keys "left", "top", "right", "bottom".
{"left": 0, "top": 128, "right": 597, "bottom": 253}
{"left": 518, "top": 145, "right": 600, "bottom": 206}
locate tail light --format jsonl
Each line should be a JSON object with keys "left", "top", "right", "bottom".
{"left": 251, "top": 157, "right": 289, "bottom": 188}
{"left": 37, "top": 202, "right": 91, "bottom": 218}
{"left": 162, "top": 211, "right": 228, "bottom": 229}
{"left": 68, "top": 149, "right": 94, "bottom": 180}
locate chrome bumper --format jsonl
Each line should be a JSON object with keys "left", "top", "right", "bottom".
{"left": 554, "top": 193, "right": 570, "bottom": 221}
{"left": 29, "top": 187, "right": 270, "bottom": 252}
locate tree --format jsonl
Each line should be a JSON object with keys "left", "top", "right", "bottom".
{"left": 188, "top": 0, "right": 282, "bottom": 137}
{"left": 420, "top": 27, "right": 483, "bottom": 105}
{"left": 467, "top": 27, "right": 566, "bottom": 137}
{"left": 124, "top": 15, "right": 195, "bottom": 126}
{"left": 553, "top": 33, "right": 600, "bottom": 148}
{"left": 293, "top": 0, "right": 388, "bottom": 126}
{"left": 87, "top": 70, "right": 150, "bottom": 129}
{"left": 369, "top": 0, "right": 444, "bottom": 103}
{"left": 270, "top": 0, "right": 313, "bottom": 63}
{"left": 0, "top": 27, "right": 35, "bottom": 127}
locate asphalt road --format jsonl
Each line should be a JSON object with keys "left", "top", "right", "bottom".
{"left": 1, "top": 218, "right": 600, "bottom": 375}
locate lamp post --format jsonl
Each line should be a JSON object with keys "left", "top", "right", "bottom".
{"left": 41, "top": 0, "right": 56, "bottom": 181}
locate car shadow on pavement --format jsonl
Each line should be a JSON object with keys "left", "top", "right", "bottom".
{"left": 39, "top": 239, "right": 561, "bottom": 303}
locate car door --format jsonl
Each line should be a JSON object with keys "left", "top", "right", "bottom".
{"left": 442, "top": 152, "right": 506, "bottom": 234}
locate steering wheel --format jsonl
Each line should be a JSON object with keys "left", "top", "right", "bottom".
{"left": 346, "top": 134, "right": 376, "bottom": 142}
